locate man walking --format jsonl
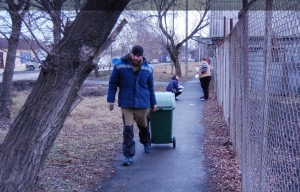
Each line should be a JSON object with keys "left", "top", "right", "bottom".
{"left": 107, "top": 45, "right": 157, "bottom": 165}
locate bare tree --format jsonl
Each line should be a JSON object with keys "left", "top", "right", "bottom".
{"left": 111, "top": 11, "right": 164, "bottom": 62}
{"left": 92, "top": 18, "right": 128, "bottom": 77}
{"left": 38, "top": 0, "right": 67, "bottom": 45}
{"left": 0, "top": 0, "right": 90, "bottom": 120}
{"left": 0, "top": 0, "right": 130, "bottom": 191}
{"left": 32, "top": 0, "right": 86, "bottom": 44}
{"left": 152, "top": 0, "right": 211, "bottom": 77}
{"left": 0, "top": 0, "right": 30, "bottom": 120}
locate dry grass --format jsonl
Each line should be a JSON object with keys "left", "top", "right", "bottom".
{"left": 0, "top": 84, "right": 168, "bottom": 191}
{"left": 36, "top": 91, "right": 124, "bottom": 191}
{"left": 88, "top": 62, "right": 199, "bottom": 82}
{"left": 152, "top": 62, "right": 199, "bottom": 81}
{"left": 11, "top": 90, "right": 31, "bottom": 118}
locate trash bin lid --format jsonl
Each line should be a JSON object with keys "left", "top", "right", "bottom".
{"left": 154, "top": 92, "right": 176, "bottom": 110}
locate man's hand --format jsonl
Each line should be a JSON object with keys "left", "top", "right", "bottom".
{"left": 108, "top": 103, "right": 114, "bottom": 111}
{"left": 151, "top": 105, "right": 157, "bottom": 112}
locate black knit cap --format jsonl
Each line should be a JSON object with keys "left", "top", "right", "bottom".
{"left": 131, "top": 45, "right": 144, "bottom": 56}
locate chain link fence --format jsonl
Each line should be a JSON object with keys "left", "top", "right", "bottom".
{"left": 212, "top": 1, "right": 300, "bottom": 191}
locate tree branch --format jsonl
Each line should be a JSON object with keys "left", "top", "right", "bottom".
{"left": 93, "top": 18, "right": 128, "bottom": 64}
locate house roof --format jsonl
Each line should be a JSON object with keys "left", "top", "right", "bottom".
{"left": 0, "top": 38, "right": 39, "bottom": 50}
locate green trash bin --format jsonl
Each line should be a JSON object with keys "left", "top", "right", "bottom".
{"left": 150, "top": 92, "right": 176, "bottom": 148}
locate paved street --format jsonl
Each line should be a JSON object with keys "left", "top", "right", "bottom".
{"left": 0, "top": 67, "right": 113, "bottom": 83}
{"left": 0, "top": 70, "right": 39, "bottom": 82}
{"left": 0, "top": 69, "right": 168, "bottom": 86}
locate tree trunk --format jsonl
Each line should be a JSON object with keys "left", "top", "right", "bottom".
{"left": 94, "top": 67, "right": 100, "bottom": 77}
{"left": 0, "top": 1, "right": 28, "bottom": 119}
{"left": 175, "top": 59, "right": 181, "bottom": 77}
{"left": 0, "top": 22, "right": 21, "bottom": 119}
{"left": 0, "top": 0, "right": 130, "bottom": 191}
{"left": 166, "top": 43, "right": 182, "bottom": 77}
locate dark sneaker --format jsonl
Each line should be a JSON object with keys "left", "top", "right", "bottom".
{"left": 200, "top": 96, "right": 205, "bottom": 99}
{"left": 175, "top": 98, "right": 178, "bottom": 101}
{"left": 144, "top": 143, "right": 151, "bottom": 153}
{"left": 122, "top": 154, "right": 132, "bottom": 165}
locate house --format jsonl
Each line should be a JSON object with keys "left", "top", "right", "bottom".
{"left": 0, "top": 38, "right": 43, "bottom": 70}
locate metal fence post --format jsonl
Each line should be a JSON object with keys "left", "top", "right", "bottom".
{"left": 260, "top": 0, "right": 273, "bottom": 191}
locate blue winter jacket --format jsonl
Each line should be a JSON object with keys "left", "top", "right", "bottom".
{"left": 166, "top": 75, "right": 180, "bottom": 92}
{"left": 107, "top": 53, "right": 156, "bottom": 108}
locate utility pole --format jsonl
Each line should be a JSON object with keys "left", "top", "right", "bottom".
{"left": 185, "top": 0, "right": 188, "bottom": 77}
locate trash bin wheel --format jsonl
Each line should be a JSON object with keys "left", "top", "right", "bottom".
{"left": 172, "top": 137, "right": 176, "bottom": 148}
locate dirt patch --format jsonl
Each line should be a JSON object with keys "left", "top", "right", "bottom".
{"left": 0, "top": 80, "right": 36, "bottom": 92}
{"left": 78, "top": 84, "right": 108, "bottom": 97}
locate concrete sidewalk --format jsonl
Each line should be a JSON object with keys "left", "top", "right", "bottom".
{"left": 95, "top": 77, "right": 209, "bottom": 192}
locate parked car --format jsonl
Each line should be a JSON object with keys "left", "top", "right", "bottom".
{"left": 97, "top": 60, "right": 107, "bottom": 69}
{"left": 162, "top": 56, "right": 171, "bottom": 62}
{"left": 150, "top": 59, "right": 159, "bottom": 64}
{"left": 25, "top": 59, "right": 43, "bottom": 71}
{"left": 180, "top": 57, "right": 187, "bottom": 62}
{"left": 180, "top": 57, "right": 195, "bottom": 62}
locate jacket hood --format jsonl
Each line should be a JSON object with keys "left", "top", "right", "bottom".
{"left": 171, "top": 75, "right": 177, "bottom": 80}
{"left": 120, "top": 53, "right": 149, "bottom": 64}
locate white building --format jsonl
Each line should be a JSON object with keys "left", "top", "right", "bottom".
{"left": 209, "top": 0, "right": 243, "bottom": 38}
